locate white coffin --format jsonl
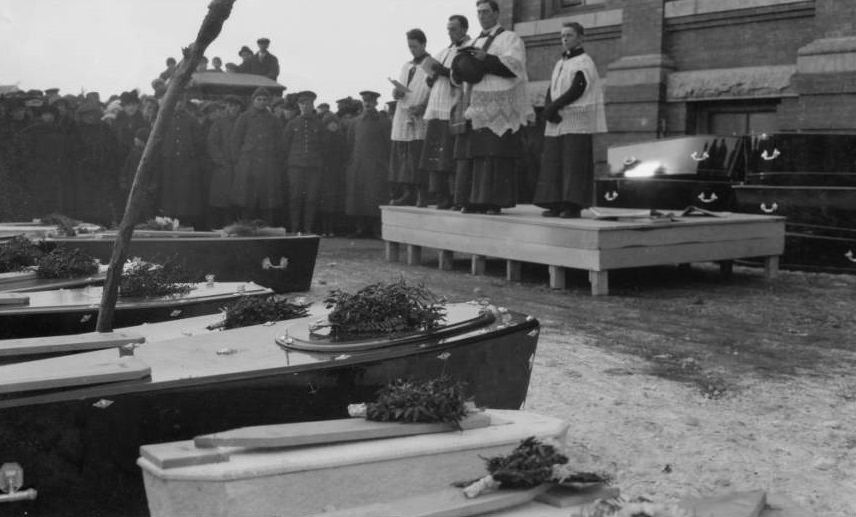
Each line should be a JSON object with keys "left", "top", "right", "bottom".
{"left": 137, "top": 410, "right": 569, "bottom": 517}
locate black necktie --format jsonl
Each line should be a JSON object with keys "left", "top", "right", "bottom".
{"left": 479, "top": 31, "right": 490, "bottom": 38}
{"left": 407, "top": 66, "right": 416, "bottom": 86}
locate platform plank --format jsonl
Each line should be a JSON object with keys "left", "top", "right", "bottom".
{"left": 0, "top": 331, "right": 145, "bottom": 358}
{"left": 385, "top": 225, "right": 600, "bottom": 271}
{"left": 383, "top": 206, "right": 783, "bottom": 250}
{"left": 382, "top": 206, "right": 785, "bottom": 295}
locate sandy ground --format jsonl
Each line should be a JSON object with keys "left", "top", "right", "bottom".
{"left": 313, "top": 237, "right": 856, "bottom": 517}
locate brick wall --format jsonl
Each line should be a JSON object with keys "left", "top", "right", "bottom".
{"left": 525, "top": 38, "right": 619, "bottom": 81}
{"left": 815, "top": 0, "right": 856, "bottom": 37}
{"left": 666, "top": 17, "right": 815, "bottom": 70}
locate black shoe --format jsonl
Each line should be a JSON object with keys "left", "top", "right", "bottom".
{"left": 485, "top": 208, "right": 501, "bottom": 215}
{"left": 559, "top": 208, "right": 582, "bottom": 218}
{"left": 542, "top": 209, "right": 560, "bottom": 217}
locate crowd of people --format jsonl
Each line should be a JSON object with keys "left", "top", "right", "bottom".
{"left": 0, "top": 0, "right": 606, "bottom": 236}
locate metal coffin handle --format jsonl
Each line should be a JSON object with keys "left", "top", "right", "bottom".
{"left": 845, "top": 250, "right": 856, "bottom": 263}
{"left": 760, "top": 202, "right": 778, "bottom": 213}
{"left": 697, "top": 192, "right": 719, "bottom": 204}
{"left": 604, "top": 191, "right": 619, "bottom": 202}
{"left": 262, "top": 257, "right": 289, "bottom": 270}
{"left": 0, "top": 462, "right": 37, "bottom": 504}
{"left": 690, "top": 151, "right": 709, "bottom": 162}
{"left": 761, "top": 148, "right": 780, "bottom": 161}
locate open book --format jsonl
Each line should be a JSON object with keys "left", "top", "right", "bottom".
{"left": 387, "top": 77, "right": 411, "bottom": 94}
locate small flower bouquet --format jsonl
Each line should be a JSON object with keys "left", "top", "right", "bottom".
{"left": 206, "top": 295, "right": 311, "bottom": 330}
{"left": 119, "top": 257, "right": 192, "bottom": 298}
{"left": 347, "top": 376, "right": 471, "bottom": 428}
{"left": 136, "top": 216, "right": 181, "bottom": 231}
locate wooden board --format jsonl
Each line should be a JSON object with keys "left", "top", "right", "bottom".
{"left": 0, "top": 355, "right": 150, "bottom": 394}
{"left": 139, "top": 441, "right": 230, "bottom": 470}
{"left": 193, "top": 412, "right": 492, "bottom": 450}
{"left": 0, "top": 293, "right": 29, "bottom": 305}
{"left": 0, "top": 270, "right": 37, "bottom": 285}
{"left": 0, "top": 331, "right": 145, "bottom": 358}
{"left": 306, "top": 485, "right": 551, "bottom": 517}
{"left": 678, "top": 490, "right": 766, "bottom": 517}
{"left": 0, "top": 281, "right": 269, "bottom": 312}
{"left": 534, "top": 485, "right": 619, "bottom": 508}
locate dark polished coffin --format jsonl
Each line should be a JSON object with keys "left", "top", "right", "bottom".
{"left": 734, "top": 133, "right": 856, "bottom": 272}
{"left": 0, "top": 281, "right": 271, "bottom": 339}
{"left": 0, "top": 303, "right": 539, "bottom": 517}
{"left": 49, "top": 232, "right": 320, "bottom": 293}
{"left": 596, "top": 135, "right": 742, "bottom": 211}
{"left": 597, "top": 133, "right": 856, "bottom": 272}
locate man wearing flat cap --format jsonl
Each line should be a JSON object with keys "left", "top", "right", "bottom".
{"left": 253, "top": 37, "right": 280, "bottom": 81}
{"left": 230, "top": 87, "right": 285, "bottom": 225}
{"left": 283, "top": 90, "right": 327, "bottom": 233}
{"left": 344, "top": 90, "right": 390, "bottom": 237}
{"left": 207, "top": 95, "right": 244, "bottom": 227}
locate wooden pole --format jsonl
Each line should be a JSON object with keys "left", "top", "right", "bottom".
{"left": 96, "top": 0, "right": 237, "bottom": 333}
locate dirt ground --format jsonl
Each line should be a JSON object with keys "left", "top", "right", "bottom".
{"left": 309, "top": 237, "right": 856, "bottom": 517}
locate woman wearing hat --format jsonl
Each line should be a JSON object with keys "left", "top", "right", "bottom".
{"left": 70, "top": 101, "right": 118, "bottom": 225}
{"left": 158, "top": 96, "right": 206, "bottom": 229}
{"left": 237, "top": 46, "right": 255, "bottom": 74}
{"left": 21, "top": 104, "right": 73, "bottom": 217}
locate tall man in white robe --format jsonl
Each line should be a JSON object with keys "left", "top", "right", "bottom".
{"left": 459, "top": 0, "right": 532, "bottom": 214}
{"left": 389, "top": 29, "right": 433, "bottom": 206}
{"left": 534, "top": 22, "right": 607, "bottom": 218}
{"left": 419, "top": 15, "right": 471, "bottom": 210}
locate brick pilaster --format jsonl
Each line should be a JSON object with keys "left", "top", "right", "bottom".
{"left": 604, "top": 0, "right": 672, "bottom": 141}
{"left": 779, "top": 0, "right": 856, "bottom": 131}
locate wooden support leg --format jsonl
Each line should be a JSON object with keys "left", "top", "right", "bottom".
{"left": 718, "top": 260, "right": 734, "bottom": 279}
{"left": 406, "top": 245, "right": 422, "bottom": 266}
{"left": 764, "top": 256, "right": 780, "bottom": 280}
{"left": 385, "top": 242, "right": 400, "bottom": 262}
{"left": 589, "top": 270, "right": 609, "bottom": 296}
{"left": 506, "top": 260, "right": 522, "bottom": 282}
{"left": 438, "top": 250, "right": 454, "bottom": 271}
{"left": 548, "top": 266, "right": 566, "bottom": 290}
{"left": 471, "top": 255, "right": 486, "bottom": 276}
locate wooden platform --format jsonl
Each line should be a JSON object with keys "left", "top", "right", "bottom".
{"left": 381, "top": 205, "right": 785, "bottom": 295}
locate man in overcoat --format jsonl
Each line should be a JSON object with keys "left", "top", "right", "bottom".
{"left": 207, "top": 95, "right": 244, "bottom": 228}
{"left": 230, "top": 87, "right": 285, "bottom": 224}
{"left": 158, "top": 96, "right": 205, "bottom": 228}
{"left": 253, "top": 38, "right": 280, "bottom": 81}
{"left": 344, "top": 90, "right": 391, "bottom": 237}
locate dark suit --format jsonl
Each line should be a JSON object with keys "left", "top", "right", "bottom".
{"left": 252, "top": 52, "right": 280, "bottom": 81}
